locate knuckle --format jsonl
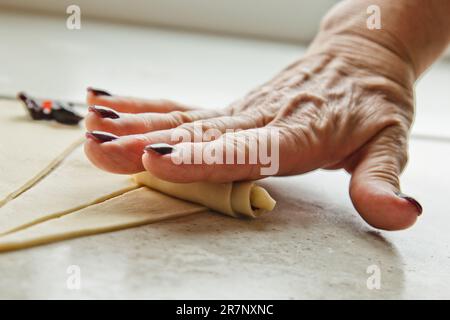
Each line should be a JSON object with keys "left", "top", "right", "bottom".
{"left": 176, "top": 121, "right": 204, "bottom": 141}
{"left": 382, "top": 103, "right": 414, "bottom": 128}
{"left": 169, "top": 111, "right": 194, "bottom": 126}
{"left": 140, "top": 115, "right": 155, "bottom": 130}
{"left": 376, "top": 125, "right": 409, "bottom": 171}
{"left": 239, "top": 110, "right": 270, "bottom": 127}
{"left": 277, "top": 92, "right": 326, "bottom": 119}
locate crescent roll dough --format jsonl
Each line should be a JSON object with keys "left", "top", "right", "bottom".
{"left": 133, "top": 172, "right": 276, "bottom": 218}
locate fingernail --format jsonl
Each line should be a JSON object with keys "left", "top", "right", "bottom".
{"left": 395, "top": 192, "right": 423, "bottom": 216}
{"left": 144, "top": 143, "right": 175, "bottom": 155}
{"left": 85, "top": 130, "right": 118, "bottom": 143}
{"left": 88, "top": 105, "right": 120, "bottom": 119}
{"left": 87, "top": 87, "right": 112, "bottom": 97}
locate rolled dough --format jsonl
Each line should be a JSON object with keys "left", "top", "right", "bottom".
{"left": 0, "top": 99, "right": 84, "bottom": 207}
{"left": 134, "top": 172, "right": 276, "bottom": 218}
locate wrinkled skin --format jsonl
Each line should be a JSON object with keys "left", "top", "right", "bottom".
{"left": 85, "top": 1, "right": 450, "bottom": 230}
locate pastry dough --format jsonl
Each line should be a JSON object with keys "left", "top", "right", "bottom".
{"left": 0, "top": 99, "right": 84, "bottom": 207}
{"left": 0, "top": 187, "right": 206, "bottom": 252}
{"left": 0, "top": 100, "right": 276, "bottom": 251}
{"left": 0, "top": 147, "right": 136, "bottom": 235}
{"left": 0, "top": 148, "right": 275, "bottom": 250}
{"left": 134, "top": 172, "right": 276, "bottom": 218}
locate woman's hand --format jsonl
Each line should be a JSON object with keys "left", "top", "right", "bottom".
{"left": 84, "top": 0, "right": 450, "bottom": 230}
{"left": 84, "top": 32, "right": 421, "bottom": 231}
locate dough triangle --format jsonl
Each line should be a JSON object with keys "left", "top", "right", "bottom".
{"left": 0, "top": 99, "right": 84, "bottom": 207}
{"left": 0, "top": 146, "right": 136, "bottom": 235}
{"left": 0, "top": 187, "right": 206, "bottom": 252}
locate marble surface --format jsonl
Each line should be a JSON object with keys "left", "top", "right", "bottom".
{"left": 0, "top": 9, "right": 449, "bottom": 299}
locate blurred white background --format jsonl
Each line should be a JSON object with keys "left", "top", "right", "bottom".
{"left": 0, "top": 0, "right": 448, "bottom": 138}
{"left": 0, "top": 0, "right": 337, "bottom": 42}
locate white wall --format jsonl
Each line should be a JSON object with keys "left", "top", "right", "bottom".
{"left": 1, "top": 0, "right": 447, "bottom": 57}
{"left": 0, "top": 0, "right": 337, "bottom": 43}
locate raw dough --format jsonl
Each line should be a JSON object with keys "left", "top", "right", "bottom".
{"left": 0, "top": 146, "right": 275, "bottom": 250}
{"left": 134, "top": 172, "right": 276, "bottom": 218}
{"left": 0, "top": 187, "right": 206, "bottom": 252}
{"left": 0, "top": 99, "right": 84, "bottom": 207}
{"left": 0, "top": 100, "right": 276, "bottom": 251}
{"left": 0, "top": 147, "right": 136, "bottom": 235}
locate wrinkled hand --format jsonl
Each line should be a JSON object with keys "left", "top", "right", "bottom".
{"left": 85, "top": 33, "right": 422, "bottom": 230}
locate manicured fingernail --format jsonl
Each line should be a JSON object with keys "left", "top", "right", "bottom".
{"left": 85, "top": 130, "right": 118, "bottom": 143}
{"left": 87, "top": 87, "right": 112, "bottom": 97}
{"left": 144, "top": 143, "right": 175, "bottom": 155}
{"left": 88, "top": 105, "right": 120, "bottom": 119}
{"left": 395, "top": 192, "right": 423, "bottom": 216}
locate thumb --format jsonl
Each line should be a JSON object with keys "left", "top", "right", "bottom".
{"left": 348, "top": 125, "right": 422, "bottom": 231}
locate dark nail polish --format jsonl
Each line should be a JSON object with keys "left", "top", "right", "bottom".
{"left": 87, "top": 87, "right": 112, "bottom": 97}
{"left": 89, "top": 106, "right": 120, "bottom": 119}
{"left": 85, "top": 130, "right": 118, "bottom": 143}
{"left": 145, "top": 143, "right": 175, "bottom": 155}
{"left": 395, "top": 192, "right": 423, "bottom": 216}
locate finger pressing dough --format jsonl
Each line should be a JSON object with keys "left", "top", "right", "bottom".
{"left": 0, "top": 99, "right": 84, "bottom": 207}
{"left": 134, "top": 172, "right": 276, "bottom": 218}
{"left": 0, "top": 147, "right": 136, "bottom": 235}
{"left": 0, "top": 187, "right": 206, "bottom": 252}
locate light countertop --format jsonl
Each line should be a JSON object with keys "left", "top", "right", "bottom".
{"left": 0, "top": 9, "right": 449, "bottom": 299}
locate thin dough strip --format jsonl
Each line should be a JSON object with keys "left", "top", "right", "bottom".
{"left": 0, "top": 99, "right": 85, "bottom": 208}
{"left": 0, "top": 148, "right": 137, "bottom": 235}
{"left": 133, "top": 172, "right": 276, "bottom": 218}
{"left": 0, "top": 188, "right": 206, "bottom": 252}
{"left": 0, "top": 137, "right": 84, "bottom": 208}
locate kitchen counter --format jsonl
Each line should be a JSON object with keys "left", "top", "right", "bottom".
{"left": 0, "top": 9, "right": 449, "bottom": 299}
